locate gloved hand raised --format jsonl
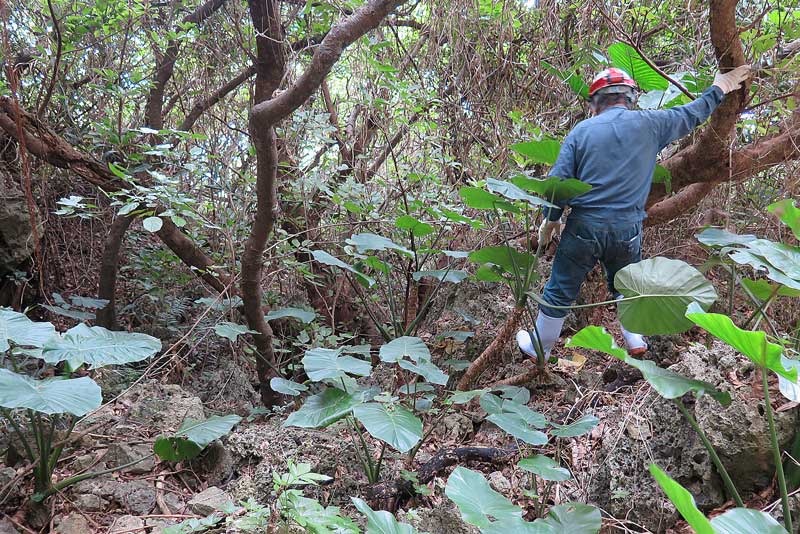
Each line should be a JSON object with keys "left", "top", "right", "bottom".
{"left": 713, "top": 65, "right": 751, "bottom": 94}
{"left": 538, "top": 219, "right": 561, "bottom": 247}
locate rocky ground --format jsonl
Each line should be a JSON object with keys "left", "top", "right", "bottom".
{"left": 1, "top": 282, "right": 796, "bottom": 533}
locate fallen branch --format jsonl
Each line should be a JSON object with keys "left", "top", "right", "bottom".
{"left": 457, "top": 306, "right": 525, "bottom": 390}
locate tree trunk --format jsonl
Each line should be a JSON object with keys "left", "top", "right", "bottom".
{"left": 457, "top": 306, "right": 525, "bottom": 390}
{"left": 96, "top": 214, "right": 134, "bottom": 330}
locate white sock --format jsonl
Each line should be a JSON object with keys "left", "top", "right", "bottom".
{"left": 516, "top": 311, "right": 566, "bottom": 359}
{"left": 616, "top": 296, "right": 647, "bottom": 352}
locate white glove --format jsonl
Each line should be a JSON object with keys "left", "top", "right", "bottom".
{"left": 713, "top": 65, "right": 751, "bottom": 94}
{"left": 538, "top": 220, "right": 561, "bottom": 247}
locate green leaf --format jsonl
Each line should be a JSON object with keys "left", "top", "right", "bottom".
{"left": 469, "top": 246, "right": 536, "bottom": 276}
{"left": 741, "top": 279, "right": 800, "bottom": 300}
{"left": 747, "top": 240, "right": 800, "bottom": 280}
{"left": 542, "top": 60, "right": 590, "bottom": 100}
{"left": 481, "top": 518, "right": 555, "bottom": 534}
{"left": 652, "top": 165, "right": 672, "bottom": 193}
{"left": 459, "top": 187, "right": 519, "bottom": 213}
{"left": 567, "top": 326, "right": 731, "bottom": 404}
{"left": 446, "top": 389, "right": 488, "bottom": 404}
{"left": 510, "top": 176, "right": 591, "bottom": 202}
{"left": 352, "top": 402, "right": 423, "bottom": 453}
{"left": 487, "top": 412, "right": 549, "bottom": 445}
{"left": 486, "top": 178, "right": 556, "bottom": 208}
{"left": 445, "top": 467, "right": 523, "bottom": 528}
{"left": 396, "top": 215, "right": 434, "bottom": 237}
{"left": 768, "top": 198, "right": 800, "bottom": 239}
{"left": 311, "top": 250, "right": 375, "bottom": 287}
{"left": 685, "top": 304, "right": 796, "bottom": 380}
{"left": 265, "top": 307, "right": 316, "bottom": 323}
{"left": 607, "top": 42, "right": 669, "bottom": 91}
{"left": 510, "top": 139, "right": 562, "bottom": 165}
{"left": 379, "top": 336, "right": 430, "bottom": 363}
{"left": 351, "top": 498, "right": 418, "bottom": 534}
{"left": 398, "top": 359, "right": 448, "bottom": 385}
{"left": 302, "top": 348, "right": 372, "bottom": 382}
{"left": 550, "top": 414, "right": 599, "bottom": 438}
{"left": 154, "top": 415, "right": 241, "bottom": 461}
{"left": 412, "top": 270, "right": 468, "bottom": 283}
{"left": 566, "top": 326, "right": 627, "bottom": 360}
{"left": 0, "top": 369, "right": 101, "bottom": 416}
{"left": 501, "top": 400, "right": 546, "bottom": 428}
{"left": 41, "top": 324, "right": 161, "bottom": 369}
{"left": 627, "top": 357, "right": 731, "bottom": 404}
{"left": 214, "top": 322, "right": 257, "bottom": 342}
{"left": 285, "top": 388, "right": 361, "bottom": 428}
{"left": 518, "top": 455, "right": 571, "bottom": 481}
{"left": 346, "top": 233, "right": 412, "bottom": 255}
{"left": 615, "top": 257, "right": 718, "bottom": 335}
{"left": 649, "top": 464, "right": 714, "bottom": 534}
{"left": 538, "top": 503, "right": 602, "bottom": 533}
{"left": 729, "top": 249, "right": 800, "bottom": 291}
{"left": 142, "top": 216, "right": 163, "bottom": 232}
{"left": 480, "top": 392, "right": 504, "bottom": 415}
{"left": 710, "top": 508, "right": 788, "bottom": 534}
{"left": 0, "top": 308, "right": 56, "bottom": 352}
{"left": 269, "top": 377, "right": 308, "bottom": 396}
{"left": 476, "top": 265, "right": 507, "bottom": 283}
{"left": 695, "top": 228, "right": 758, "bottom": 247}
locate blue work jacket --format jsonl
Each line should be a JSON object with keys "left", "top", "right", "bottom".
{"left": 544, "top": 86, "right": 725, "bottom": 225}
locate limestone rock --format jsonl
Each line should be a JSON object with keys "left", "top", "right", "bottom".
{"left": 406, "top": 503, "right": 479, "bottom": 534}
{"left": 109, "top": 515, "right": 145, "bottom": 533}
{"left": 487, "top": 471, "right": 512, "bottom": 494}
{"left": 0, "top": 467, "right": 20, "bottom": 503}
{"left": 114, "top": 480, "right": 157, "bottom": 515}
{"left": 188, "top": 486, "right": 233, "bottom": 515}
{"left": 0, "top": 180, "right": 40, "bottom": 275}
{"left": 105, "top": 443, "right": 156, "bottom": 475}
{"left": 53, "top": 514, "right": 91, "bottom": 534}
{"left": 588, "top": 340, "right": 798, "bottom": 533}
{"left": 0, "top": 518, "right": 19, "bottom": 534}
{"left": 127, "top": 382, "right": 205, "bottom": 432}
{"left": 73, "top": 493, "right": 108, "bottom": 512}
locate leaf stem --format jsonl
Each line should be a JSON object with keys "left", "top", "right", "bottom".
{"left": 675, "top": 399, "right": 743, "bottom": 507}
{"left": 762, "top": 369, "right": 793, "bottom": 532}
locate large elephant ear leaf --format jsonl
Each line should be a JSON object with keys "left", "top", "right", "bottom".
{"left": 709, "top": 508, "right": 788, "bottom": 534}
{"left": 511, "top": 175, "right": 591, "bottom": 202}
{"left": 768, "top": 198, "right": 800, "bottom": 240}
{"left": 284, "top": 388, "right": 361, "bottom": 429}
{"left": 649, "top": 464, "right": 714, "bottom": 534}
{"left": 0, "top": 369, "right": 101, "bottom": 416}
{"left": 0, "top": 308, "right": 56, "bottom": 352}
{"left": 510, "top": 139, "right": 561, "bottom": 165}
{"left": 615, "top": 257, "right": 717, "bottom": 335}
{"left": 41, "top": 324, "right": 161, "bottom": 369}
{"left": 685, "top": 303, "right": 796, "bottom": 381}
{"left": 607, "top": 42, "right": 669, "bottom": 91}
{"left": 445, "top": 467, "right": 523, "bottom": 528}
{"left": 154, "top": 415, "right": 241, "bottom": 461}
{"left": 351, "top": 497, "right": 418, "bottom": 534}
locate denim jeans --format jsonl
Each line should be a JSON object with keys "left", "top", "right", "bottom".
{"left": 539, "top": 218, "right": 643, "bottom": 319}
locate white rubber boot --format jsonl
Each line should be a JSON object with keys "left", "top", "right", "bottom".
{"left": 616, "top": 296, "right": 647, "bottom": 355}
{"left": 516, "top": 311, "right": 566, "bottom": 360}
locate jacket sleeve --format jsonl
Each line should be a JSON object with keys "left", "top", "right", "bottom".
{"left": 646, "top": 86, "right": 725, "bottom": 149}
{"left": 544, "top": 133, "right": 578, "bottom": 221}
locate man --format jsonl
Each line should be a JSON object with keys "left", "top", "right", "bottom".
{"left": 517, "top": 64, "right": 751, "bottom": 360}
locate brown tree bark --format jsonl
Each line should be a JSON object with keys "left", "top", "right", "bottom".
{"left": 242, "top": 0, "right": 409, "bottom": 405}
{"left": 96, "top": 214, "right": 134, "bottom": 329}
{"left": 457, "top": 306, "right": 525, "bottom": 390}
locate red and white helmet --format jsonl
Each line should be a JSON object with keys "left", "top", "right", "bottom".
{"left": 588, "top": 68, "right": 638, "bottom": 98}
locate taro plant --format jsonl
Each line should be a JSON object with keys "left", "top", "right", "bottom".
{"left": 650, "top": 464, "right": 789, "bottom": 534}
{"left": 567, "top": 305, "right": 800, "bottom": 532}
{"left": 456, "top": 151, "right": 593, "bottom": 388}
{"left": 445, "top": 465, "right": 602, "bottom": 533}
{"left": 0, "top": 308, "right": 160, "bottom": 501}
{"left": 305, "top": 194, "right": 476, "bottom": 342}
{"left": 280, "top": 335, "right": 449, "bottom": 483}
{"left": 695, "top": 198, "right": 800, "bottom": 347}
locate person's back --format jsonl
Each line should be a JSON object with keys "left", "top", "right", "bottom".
{"left": 517, "top": 65, "right": 751, "bottom": 363}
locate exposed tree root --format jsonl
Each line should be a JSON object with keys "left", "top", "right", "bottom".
{"left": 365, "top": 446, "right": 518, "bottom": 511}
{"left": 457, "top": 306, "right": 525, "bottom": 391}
